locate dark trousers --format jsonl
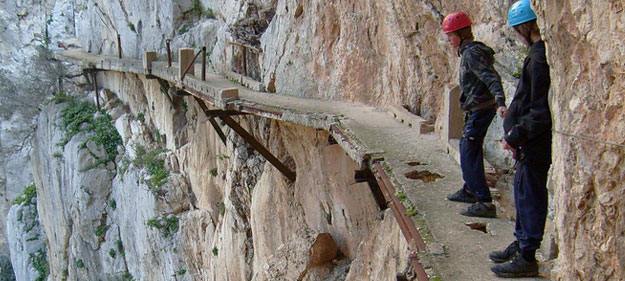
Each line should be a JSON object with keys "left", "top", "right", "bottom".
{"left": 459, "top": 108, "right": 495, "bottom": 201}
{"left": 514, "top": 161, "right": 549, "bottom": 250}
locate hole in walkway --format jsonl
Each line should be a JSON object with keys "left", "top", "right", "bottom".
{"left": 406, "top": 161, "right": 426, "bottom": 166}
{"left": 404, "top": 170, "right": 443, "bottom": 183}
{"left": 465, "top": 222, "right": 488, "bottom": 234}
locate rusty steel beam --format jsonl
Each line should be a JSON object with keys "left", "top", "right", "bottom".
{"left": 203, "top": 110, "right": 247, "bottom": 118}
{"left": 354, "top": 169, "right": 388, "bottom": 210}
{"left": 117, "top": 34, "right": 122, "bottom": 59}
{"left": 209, "top": 117, "right": 227, "bottom": 145}
{"left": 166, "top": 39, "right": 172, "bottom": 67}
{"left": 90, "top": 71, "right": 100, "bottom": 110}
{"left": 220, "top": 115, "right": 296, "bottom": 182}
{"left": 201, "top": 46, "right": 207, "bottom": 81}
{"left": 181, "top": 49, "right": 203, "bottom": 82}
{"left": 373, "top": 162, "right": 429, "bottom": 281}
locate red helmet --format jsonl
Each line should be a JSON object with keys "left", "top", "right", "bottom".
{"left": 442, "top": 11, "right": 473, "bottom": 34}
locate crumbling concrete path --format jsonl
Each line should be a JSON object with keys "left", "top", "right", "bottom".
{"left": 58, "top": 49, "right": 548, "bottom": 280}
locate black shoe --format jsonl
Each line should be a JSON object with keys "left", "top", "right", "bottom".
{"left": 490, "top": 252, "right": 539, "bottom": 278}
{"left": 446, "top": 188, "right": 478, "bottom": 203}
{"left": 460, "top": 202, "right": 496, "bottom": 218}
{"left": 490, "top": 240, "right": 520, "bottom": 263}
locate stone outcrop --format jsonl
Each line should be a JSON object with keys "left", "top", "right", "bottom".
{"left": 534, "top": 1, "right": 625, "bottom": 280}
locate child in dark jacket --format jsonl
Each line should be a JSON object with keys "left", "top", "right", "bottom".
{"left": 490, "top": 0, "right": 552, "bottom": 278}
{"left": 442, "top": 11, "right": 507, "bottom": 218}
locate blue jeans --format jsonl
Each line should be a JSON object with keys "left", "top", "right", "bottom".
{"left": 514, "top": 161, "right": 549, "bottom": 251}
{"left": 459, "top": 108, "right": 495, "bottom": 201}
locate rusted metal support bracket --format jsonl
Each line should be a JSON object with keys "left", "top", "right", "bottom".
{"left": 209, "top": 117, "right": 227, "bottom": 145}
{"left": 87, "top": 70, "right": 100, "bottom": 110}
{"left": 220, "top": 115, "right": 296, "bottom": 182}
{"left": 203, "top": 110, "right": 247, "bottom": 118}
{"left": 201, "top": 46, "right": 207, "bottom": 81}
{"left": 166, "top": 39, "right": 172, "bottom": 67}
{"left": 117, "top": 34, "right": 122, "bottom": 59}
{"left": 181, "top": 49, "right": 203, "bottom": 82}
{"left": 193, "top": 96, "right": 227, "bottom": 145}
{"left": 354, "top": 169, "right": 388, "bottom": 210}
{"left": 154, "top": 78, "right": 174, "bottom": 105}
{"left": 372, "top": 162, "right": 429, "bottom": 281}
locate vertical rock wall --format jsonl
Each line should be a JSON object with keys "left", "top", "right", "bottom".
{"left": 535, "top": 1, "right": 625, "bottom": 280}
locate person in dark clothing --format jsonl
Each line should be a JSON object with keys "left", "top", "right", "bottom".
{"left": 442, "top": 11, "right": 507, "bottom": 218}
{"left": 490, "top": 0, "right": 552, "bottom": 278}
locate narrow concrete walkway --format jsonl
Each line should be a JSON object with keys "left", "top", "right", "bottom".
{"left": 58, "top": 49, "right": 549, "bottom": 280}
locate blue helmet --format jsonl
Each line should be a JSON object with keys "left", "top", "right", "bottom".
{"left": 508, "top": 0, "right": 537, "bottom": 27}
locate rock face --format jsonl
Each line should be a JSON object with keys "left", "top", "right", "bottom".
{"left": 21, "top": 68, "right": 409, "bottom": 280}
{"left": 534, "top": 1, "right": 625, "bottom": 280}
{"left": 6, "top": 185, "right": 47, "bottom": 281}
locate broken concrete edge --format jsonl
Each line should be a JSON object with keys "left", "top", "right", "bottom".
{"left": 371, "top": 161, "right": 440, "bottom": 247}
{"left": 385, "top": 105, "right": 434, "bottom": 134}
{"left": 222, "top": 70, "right": 265, "bottom": 92}
{"left": 369, "top": 161, "right": 442, "bottom": 281}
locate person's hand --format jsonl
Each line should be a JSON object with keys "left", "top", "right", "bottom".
{"left": 502, "top": 139, "right": 514, "bottom": 152}
{"left": 497, "top": 106, "right": 507, "bottom": 118}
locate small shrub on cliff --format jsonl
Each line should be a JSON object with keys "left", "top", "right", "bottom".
{"left": 133, "top": 144, "right": 169, "bottom": 189}
{"left": 75, "top": 259, "right": 85, "bottom": 269}
{"left": 94, "top": 225, "right": 110, "bottom": 237}
{"left": 12, "top": 183, "right": 36, "bottom": 206}
{"left": 29, "top": 249, "right": 49, "bottom": 281}
{"left": 57, "top": 98, "right": 122, "bottom": 170}
{"left": 146, "top": 215, "right": 179, "bottom": 237}
{"left": 212, "top": 247, "right": 218, "bottom": 256}
{"left": 108, "top": 248, "right": 116, "bottom": 259}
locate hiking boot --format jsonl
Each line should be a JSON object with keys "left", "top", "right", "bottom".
{"left": 490, "top": 252, "right": 539, "bottom": 278}
{"left": 490, "top": 240, "right": 520, "bottom": 263}
{"left": 460, "top": 202, "right": 496, "bottom": 218}
{"left": 446, "top": 188, "right": 478, "bottom": 203}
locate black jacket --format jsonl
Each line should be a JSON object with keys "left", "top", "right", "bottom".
{"left": 458, "top": 41, "right": 506, "bottom": 111}
{"left": 503, "top": 40, "right": 552, "bottom": 166}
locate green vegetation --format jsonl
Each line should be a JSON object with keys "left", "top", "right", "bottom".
{"left": 146, "top": 215, "right": 179, "bottom": 237}
{"left": 108, "top": 199, "right": 117, "bottom": 210}
{"left": 212, "top": 247, "right": 218, "bottom": 256}
{"left": 12, "top": 183, "right": 36, "bottom": 206}
{"left": 177, "top": 269, "right": 187, "bottom": 275}
{"left": 53, "top": 152, "right": 63, "bottom": 158}
{"left": 94, "top": 225, "right": 110, "bottom": 237}
{"left": 133, "top": 144, "right": 169, "bottom": 189}
{"left": 191, "top": 0, "right": 216, "bottom": 19}
{"left": 215, "top": 154, "right": 229, "bottom": 161}
{"left": 405, "top": 206, "right": 417, "bottom": 217}
{"left": 395, "top": 192, "right": 407, "bottom": 200}
{"left": 178, "top": 24, "right": 191, "bottom": 35}
{"left": 121, "top": 272, "right": 134, "bottom": 281}
{"left": 128, "top": 22, "right": 136, "bottom": 32}
{"left": 118, "top": 157, "right": 130, "bottom": 179}
{"left": 30, "top": 249, "right": 49, "bottom": 281}
{"left": 108, "top": 248, "right": 116, "bottom": 259}
{"left": 76, "top": 259, "right": 85, "bottom": 269}
{"left": 136, "top": 112, "right": 144, "bottom": 122}
{"left": 116, "top": 240, "right": 125, "bottom": 258}
{"left": 48, "top": 90, "right": 74, "bottom": 104}
{"left": 209, "top": 168, "right": 218, "bottom": 177}
{"left": 55, "top": 95, "right": 122, "bottom": 170}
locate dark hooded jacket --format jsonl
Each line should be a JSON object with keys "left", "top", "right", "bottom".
{"left": 503, "top": 40, "right": 552, "bottom": 167}
{"left": 458, "top": 41, "right": 506, "bottom": 111}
